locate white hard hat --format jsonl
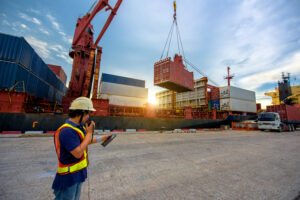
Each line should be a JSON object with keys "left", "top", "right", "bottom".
{"left": 69, "top": 97, "right": 96, "bottom": 111}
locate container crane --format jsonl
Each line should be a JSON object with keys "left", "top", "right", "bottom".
{"left": 67, "top": 0, "right": 122, "bottom": 98}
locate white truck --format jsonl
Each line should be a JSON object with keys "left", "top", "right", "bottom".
{"left": 257, "top": 105, "right": 300, "bottom": 132}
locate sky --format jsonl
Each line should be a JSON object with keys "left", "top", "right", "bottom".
{"left": 1, "top": 0, "right": 300, "bottom": 108}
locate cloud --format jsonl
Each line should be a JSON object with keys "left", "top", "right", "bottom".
{"left": 46, "top": 14, "right": 71, "bottom": 44}
{"left": 56, "top": 54, "right": 73, "bottom": 65}
{"left": 46, "top": 14, "right": 61, "bottom": 30}
{"left": 2, "top": 19, "right": 10, "bottom": 26}
{"left": 32, "top": 18, "right": 41, "bottom": 25}
{"left": 2, "top": 13, "right": 7, "bottom": 18}
{"left": 20, "top": 24, "right": 29, "bottom": 29}
{"left": 237, "top": 51, "right": 300, "bottom": 96}
{"left": 39, "top": 28, "right": 49, "bottom": 35}
{"left": 59, "top": 31, "right": 66, "bottom": 36}
{"left": 52, "top": 22, "right": 60, "bottom": 30}
{"left": 19, "top": 12, "right": 42, "bottom": 25}
{"left": 49, "top": 44, "right": 64, "bottom": 52}
{"left": 25, "top": 36, "right": 50, "bottom": 59}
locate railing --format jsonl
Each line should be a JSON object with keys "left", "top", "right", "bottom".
{"left": 231, "top": 122, "right": 258, "bottom": 131}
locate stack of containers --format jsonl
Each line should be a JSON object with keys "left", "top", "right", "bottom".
{"left": 0, "top": 33, "right": 67, "bottom": 103}
{"left": 100, "top": 73, "right": 148, "bottom": 107}
{"left": 209, "top": 87, "right": 220, "bottom": 110}
{"left": 219, "top": 86, "right": 256, "bottom": 113}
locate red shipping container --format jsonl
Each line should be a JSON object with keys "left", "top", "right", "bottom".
{"left": 92, "top": 98, "right": 109, "bottom": 116}
{"left": 48, "top": 64, "right": 67, "bottom": 84}
{"left": 266, "top": 104, "right": 300, "bottom": 122}
{"left": 207, "top": 91, "right": 212, "bottom": 101}
{"left": 210, "top": 87, "right": 220, "bottom": 100}
{"left": 256, "top": 103, "right": 262, "bottom": 112}
{"left": 154, "top": 54, "right": 194, "bottom": 92}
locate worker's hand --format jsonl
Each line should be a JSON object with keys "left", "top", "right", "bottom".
{"left": 85, "top": 120, "right": 95, "bottom": 135}
{"left": 101, "top": 134, "right": 112, "bottom": 142}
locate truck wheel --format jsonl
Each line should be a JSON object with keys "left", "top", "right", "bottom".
{"left": 291, "top": 125, "right": 295, "bottom": 132}
{"left": 278, "top": 126, "right": 282, "bottom": 132}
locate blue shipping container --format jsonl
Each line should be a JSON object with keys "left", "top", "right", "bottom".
{"left": 0, "top": 33, "right": 33, "bottom": 70}
{"left": 0, "top": 62, "right": 18, "bottom": 89}
{"left": 210, "top": 99, "right": 220, "bottom": 110}
{"left": 0, "top": 33, "right": 67, "bottom": 103}
{"left": 101, "top": 73, "right": 145, "bottom": 88}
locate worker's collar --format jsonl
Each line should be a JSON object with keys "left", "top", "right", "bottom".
{"left": 65, "top": 119, "right": 84, "bottom": 128}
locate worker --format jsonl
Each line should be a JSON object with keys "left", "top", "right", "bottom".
{"left": 52, "top": 97, "right": 112, "bottom": 200}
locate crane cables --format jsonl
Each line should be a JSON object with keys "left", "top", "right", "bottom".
{"left": 160, "top": 1, "right": 219, "bottom": 87}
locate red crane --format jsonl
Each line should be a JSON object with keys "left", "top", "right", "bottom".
{"left": 67, "top": 0, "right": 123, "bottom": 98}
{"left": 224, "top": 66, "right": 234, "bottom": 86}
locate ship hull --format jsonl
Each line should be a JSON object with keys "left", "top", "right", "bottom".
{"left": 0, "top": 113, "right": 222, "bottom": 132}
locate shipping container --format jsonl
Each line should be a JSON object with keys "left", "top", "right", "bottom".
{"left": 256, "top": 103, "right": 262, "bottom": 112}
{"left": 220, "top": 98, "right": 257, "bottom": 113}
{"left": 0, "top": 33, "right": 33, "bottom": 69}
{"left": 48, "top": 64, "right": 67, "bottom": 85}
{"left": 154, "top": 55, "right": 194, "bottom": 92}
{"left": 207, "top": 91, "right": 211, "bottom": 101}
{"left": 210, "top": 87, "right": 220, "bottom": 100}
{"left": 100, "top": 81, "right": 148, "bottom": 98}
{"left": 101, "top": 94, "right": 148, "bottom": 107}
{"left": 0, "top": 62, "right": 18, "bottom": 89}
{"left": 102, "top": 73, "right": 145, "bottom": 88}
{"left": 0, "top": 61, "right": 66, "bottom": 103}
{"left": 210, "top": 99, "right": 220, "bottom": 110}
{"left": 220, "top": 86, "right": 255, "bottom": 101}
{"left": 266, "top": 104, "right": 300, "bottom": 122}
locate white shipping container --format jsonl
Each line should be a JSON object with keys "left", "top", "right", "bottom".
{"left": 100, "top": 82, "right": 148, "bottom": 98}
{"left": 101, "top": 94, "right": 148, "bottom": 107}
{"left": 220, "top": 98, "right": 257, "bottom": 113}
{"left": 220, "top": 86, "right": 255, "bottom": 101}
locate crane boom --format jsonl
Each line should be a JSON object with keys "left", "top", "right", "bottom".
{"left": 67, "top": 0, "right": 122, "bottom": 98}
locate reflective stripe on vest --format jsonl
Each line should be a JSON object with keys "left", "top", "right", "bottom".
{"left": 54, "top": 123, "right": 88, "bottom": 174}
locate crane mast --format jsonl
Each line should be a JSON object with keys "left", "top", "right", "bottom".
{"left": 67, "top": 0, "right": 122, "bottom": 98}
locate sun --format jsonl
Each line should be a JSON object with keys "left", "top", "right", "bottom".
{"left": 148, "top": 90, "right": 157, "bottom": 105}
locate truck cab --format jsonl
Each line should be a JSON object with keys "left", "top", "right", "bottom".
{"left": 257, "top": 112, "right": 282, "bottom": 131}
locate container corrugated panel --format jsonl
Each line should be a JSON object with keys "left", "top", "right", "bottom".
{"left": 101, "top": 94, "right": 148, "bottom": 107}
{"left": 102, "top": 73, "right": 145, "bottom": 88}
{"left": 211, "top": 87, "right": 220, "bottom": 100}
{"left": 266, "top": 104, "right": 300, "bottom": 122}
{"left": 220, "top": 98, "right": 256, "bottom": 113}
{"left": 100, "top": 82, "right": 148, "bottom": 98}
{"left": 48, "top": 64, "right": 67, "bottom": 85}
{"left": 0, "top": 61, "right": 17, "bottom": 89}
{"left": 210, "top": 99, "right": 220, "bottom": 110}
{"left": 31, "top": 53, "right": 43, "bottom": 77}
{"left": 154, "top": 55, "right": 194, "bottom": 92}
{"left": 15, "top": 66, "right": 29, "bottom": 92}
{"left": 0, "top": 33, "right": 33, "bottom": 69}
{"left": 18, "top": 38, "right": 33, "bottom": 70}
{"left": 26, "top": 73, "right": 38, "bottom": 95}
{"left": 220, "top": 86, "right": 255, "bottom": 101}
{"left": 0, "top": 33, "right": 22, "bottom": 62}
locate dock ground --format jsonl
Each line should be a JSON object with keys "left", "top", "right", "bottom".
{"left": 0, "top": 130, "right": 299, "bottom": 200}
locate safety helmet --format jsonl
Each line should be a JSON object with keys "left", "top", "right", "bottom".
{"left": 69, "top": 97, "right": 96, "bottom": 111}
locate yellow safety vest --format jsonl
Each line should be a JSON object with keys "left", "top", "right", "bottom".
{"left": 54, "top": 123, "right": 88, "bottom": 175}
